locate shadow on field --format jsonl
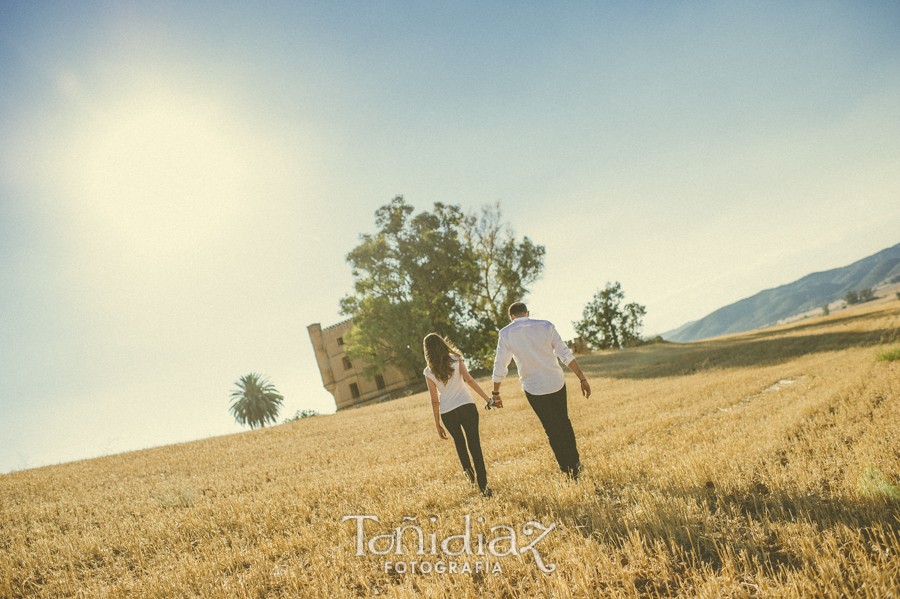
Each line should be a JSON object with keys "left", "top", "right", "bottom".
{"left": 577, "top": 325, "right": 898, "bottom": 380}
{"left": 517, "top": 480, "right": 898, "bottom": 589}
{"left": 753, "top": 308, "right": 894, "bottom": 335}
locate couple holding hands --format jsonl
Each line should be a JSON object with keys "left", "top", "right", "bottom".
{"left": 424, "top": 302, "right": 592, "bottom": 497}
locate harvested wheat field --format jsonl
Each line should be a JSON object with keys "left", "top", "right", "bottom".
{"left": 3, "top": 300, "right": 900, "bottom": 598}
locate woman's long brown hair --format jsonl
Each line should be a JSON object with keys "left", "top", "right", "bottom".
{"left": 423, "top": 333, "right": 462, "bottom": 385}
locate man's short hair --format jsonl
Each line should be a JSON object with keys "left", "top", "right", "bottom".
{"left": 508, "top": 302, "right": 528, "bottom": 317}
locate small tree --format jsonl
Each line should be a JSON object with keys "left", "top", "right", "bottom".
{"left": 573, "top": 282, "right": 646, "bottom": 350}
{"left": 859, "top": 288, "right": 875, "bottom": 302}
{"left": 845, "top": 290, "right": 859, "bottom": 305}
{"left": 822, "top": 304, "right": 830, "bottom": 316}
{"left": 230, "top": 374, "right": 283, "bottom": 429}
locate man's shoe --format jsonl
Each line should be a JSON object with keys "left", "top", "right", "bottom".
{"left": 481, "top": 487, "right": 493, "bottom": 498}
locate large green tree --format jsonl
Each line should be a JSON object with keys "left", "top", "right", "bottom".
{"left": 229, "top": 374, "right": 284, "bottom": 429}
{"left": 339, "top": 197, "right": 476, "bottom": 378}
{"left": 340, "top": 197, "right": 544, "bottom": 377}
{"left": 573, "top": 282, "right": 646, "bottom": 350}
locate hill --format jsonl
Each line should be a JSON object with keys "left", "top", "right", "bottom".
{"left": 2, "top": 299, "right": 900, "bottom": 597}
{"left": 663, "top": 242, "right": 900, "bottom": 342}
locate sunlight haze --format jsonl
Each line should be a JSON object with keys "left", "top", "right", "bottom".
{"left": 2, "top": 0, "right": 899, "bottom": 473}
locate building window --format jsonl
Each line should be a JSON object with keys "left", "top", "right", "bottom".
{"left": 349, "top": 383, "right": 360, "bottom": 399}
{"left": 375, "top": 374, "right": 386, "bottom": 390}
{"left": 337, "top": 336, "right": 344, "bottom": 346}
{"left": 342, "top": 356, "right": 352, "bottom": 370}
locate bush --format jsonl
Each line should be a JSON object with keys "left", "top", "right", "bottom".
{"left": 876, "top": 347, "right": 900, "bottom": 362}
{"left": 857, "top": 465, "right": 900, "bottom": 502}
{"left": 284, "top": 409, "right": 320, "bottom": 423}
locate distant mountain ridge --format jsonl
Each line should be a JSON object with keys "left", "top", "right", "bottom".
{"left": 662, "top": 242, "right": 900, "bottom": 343}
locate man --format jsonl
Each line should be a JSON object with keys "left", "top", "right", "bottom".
{"left": 491, "top": 302, "right": 591, "bottom": 480}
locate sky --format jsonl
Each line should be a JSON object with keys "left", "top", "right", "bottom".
{"left": 2, "top": 1, "right": 899, "bottom": 474}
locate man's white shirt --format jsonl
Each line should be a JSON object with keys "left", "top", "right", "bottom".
{"left": 492, "top": 317, "right": 576, "bottom": 395}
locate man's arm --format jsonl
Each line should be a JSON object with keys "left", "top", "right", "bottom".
{"left": 491, "top": 335, "right": 512, "bottom": 393}
{"left": 566, "top": 359, "right": 591, "bottom": 399}
{"left": 549, "top": 324, "right": 576, "bottom": 365}
{"left": 548, "top": 324, "right": 591, "bottom": 398}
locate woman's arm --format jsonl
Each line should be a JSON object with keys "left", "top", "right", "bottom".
{"left": 459, "top": 359, "right": 498, "bottom": 406}
{"left": 427, "top": 378, "right": 448, "bottom": 439}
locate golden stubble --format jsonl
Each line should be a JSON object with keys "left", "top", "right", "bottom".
{"left": 2, "top": 300, "right": 899, "bottom": 598}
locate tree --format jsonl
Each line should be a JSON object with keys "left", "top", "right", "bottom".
{"left": 461, "top": 202, "right": 545, "bottom": 366}
{"left": 573, "top": 282, "right": 647, "bottom": 350}
{"left": 845, "top": 288, "right": 874, "bottom": 305}
{"left": 340, "top": 197, "right": 545, "bottom": 377}
{"left": 339, "top": 197, "right": 476, "bottom": 378}
{"left": 822, "top": 304, "right": 830, "bottom": 316}
{"left": 229, "top": 374, "right": 283, "bottom": 429}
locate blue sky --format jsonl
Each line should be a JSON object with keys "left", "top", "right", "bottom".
{"left": 2, "top": 1, "right": 899, "bottom": 473}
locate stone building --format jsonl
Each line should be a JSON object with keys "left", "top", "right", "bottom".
{"left": 307, "top": 319, "right": 420, "bottom": 410}
{"left": 566, "top": 336, "right": 589, "bottom": 355}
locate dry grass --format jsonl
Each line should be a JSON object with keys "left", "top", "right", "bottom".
{"left": 2, "top": 301, "right": 899, "bottom": 598}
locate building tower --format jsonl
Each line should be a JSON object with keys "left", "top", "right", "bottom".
{"left": 307, "top": 319, "right": 419, "bottom": 410}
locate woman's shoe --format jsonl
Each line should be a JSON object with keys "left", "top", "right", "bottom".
{"left": 481, "top": 487, "right": 493, "bottom": 498}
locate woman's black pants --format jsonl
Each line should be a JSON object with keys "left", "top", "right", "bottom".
{"left": 441, "top": 403, "right": 487, "bottom": 491}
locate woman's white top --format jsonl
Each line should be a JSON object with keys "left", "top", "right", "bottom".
{"left": 424, "top": 355, "right": 476, "bottom": 414}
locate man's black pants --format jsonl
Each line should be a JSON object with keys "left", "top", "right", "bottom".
{"left": 441, "top": 403, "right": 487, "bottom": 490}
{"left": 525, "top": 385, "right": 580, "bottom": 476}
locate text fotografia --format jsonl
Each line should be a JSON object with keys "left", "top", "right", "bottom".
{"left": 342, "top": 514, "right": 557, "bottom": 574}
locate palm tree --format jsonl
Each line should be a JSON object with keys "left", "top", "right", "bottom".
{"left": 230, "top": 373, "right": 284, "bottom": 429}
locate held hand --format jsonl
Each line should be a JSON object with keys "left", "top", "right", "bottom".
{"left": 580, "top": 379, "right": 592, "bottom": 399}
{"left": 493, "top": 397, "right": 503, "bottom": 409}
{"left": 437, "top": 425, "right": 448, "bottom": 440}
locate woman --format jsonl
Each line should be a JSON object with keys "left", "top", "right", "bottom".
{"left": 423, "top": 333, "right": 500, "bottom": 497}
